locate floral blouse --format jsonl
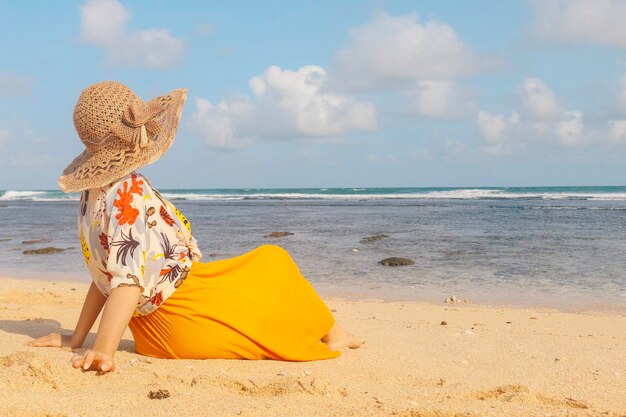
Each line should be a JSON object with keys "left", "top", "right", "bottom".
{"left": 78, "top": 172, "right": 202, "bottom": 317}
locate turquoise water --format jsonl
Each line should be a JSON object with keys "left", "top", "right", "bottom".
{"left": 1, "top": 186, "right": 626, "bottom": 312}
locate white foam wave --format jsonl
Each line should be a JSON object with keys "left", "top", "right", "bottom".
{"left": 32, "top": 197, "right": 80, "bottom": 202}
{"left": 160, "top": 189, "right": 626, "bottom": 201}
{"left": 407, "top": 189, "right": 626, "bottom": 201}
{"left": 162, "top": 193, "right": 246, "bottom": 201}
{"left": 0, "top": 191, "right": 47, "bottom": 201}
{"left": 164, "top": 192, "right": 436, "bottom": 200}
{"left": 424, "top": 189, "right": 504, "bottom": 199}
{"left": 0, "top": 190, "right": 80, "bottom": 201}
{"left": 574, "top": 193, "right": 626, "bottom": 201}
{"left": 4, "top": 188, "right": 626, "bottom": 202}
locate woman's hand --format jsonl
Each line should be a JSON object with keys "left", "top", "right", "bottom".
{"left": 70, "top": 349, "right": 115, "bottom": 373}
{"left": 24, "top": 332, "right": 82, "bottom": 349}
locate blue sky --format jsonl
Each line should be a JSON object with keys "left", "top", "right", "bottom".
{"left": 2, "top": 0, "right": 626, "bottom": 189}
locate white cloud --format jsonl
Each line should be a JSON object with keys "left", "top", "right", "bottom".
{"left": 80, "top": 0, "right": 128, "bottom": 45}
{"left": 332, "top": 12, "right": 485, "bottom": 91}
{"left": 79, "top": 0, "right": 184, "bottom": 69}
{"left": 188, "top": 96, "right": 254, "bottom": 150}
{"left": 477, "top": 112, "right": 507, "bottom": 144}
{"left": 476, "top": 111, "right": 519, "bottom": 155}
{"left": 530, "top": 0, "right": 626, "bottom": 47}
{"left": 0, "top": 73, "right": 35, "bottom": 97}
{"left": 608, "top": 120, "right": 626, "bottom": 142}
{"left": 476, "top": 78, "right": 588, "bottom": 153}
{"left": 518, "top": 78, "right": 562, "bottom": 120}
{"left": 405, "top": 80, "right": 476, "bottom": 119}
{"left": 556, "top": 111, "right": 584, "bottom": 146}
{"left": 604, "top": 73, "right": 626, "bottom": 143}
{"left": 188, "top": 65, "right": 377, "bottom": 149}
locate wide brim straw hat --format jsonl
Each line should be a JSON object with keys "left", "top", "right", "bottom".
{"left": 58, "top": 81, "right": 187, "bottom": 193}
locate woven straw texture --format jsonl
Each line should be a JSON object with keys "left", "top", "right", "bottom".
{"left": 58, "top": 81, "right": 187, "bottom": 193}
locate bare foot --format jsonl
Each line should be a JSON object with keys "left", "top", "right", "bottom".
{"left": 321, "top": 323, "right": 366, "bottom": 351}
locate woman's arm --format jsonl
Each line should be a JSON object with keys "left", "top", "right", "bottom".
{"left": 71, "top": 175, "right": 147, "bottom": 372}
{"left": 25, "top": 281, "right": 107, "bottom": 348}
{"left": 70, "top": 285, "right": 141, "bottom": 372}
{"left": 70, "top": 281, "right": 108, "bottom": 347}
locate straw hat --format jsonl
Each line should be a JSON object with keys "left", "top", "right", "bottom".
{"left": 58, "top": 81, "right": 187, "bottom": 193}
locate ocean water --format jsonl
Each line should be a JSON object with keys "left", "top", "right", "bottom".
{"left": 1, "top": 186, "right": 626, "bottom": 312}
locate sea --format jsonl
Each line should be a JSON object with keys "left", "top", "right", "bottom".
{"left": 1, "top": 186, "right": 625, "bottom": 313}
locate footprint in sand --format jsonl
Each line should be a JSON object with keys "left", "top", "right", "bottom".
{"left": 189, "top": 374, "right": 329, "bottom": 397}
{"left": 469, "top": 384, "right": 589, "bottom": 409}
{"left": 0, "top": 351, "right": 62, "bottom": 390}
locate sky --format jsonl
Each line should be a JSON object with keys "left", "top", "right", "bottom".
{"left": 2, "top": 0, "right": 626, "bottom": 189}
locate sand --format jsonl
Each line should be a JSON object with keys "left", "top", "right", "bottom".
{"left": 0, "top": 276, "right": 624, "bottom": 417}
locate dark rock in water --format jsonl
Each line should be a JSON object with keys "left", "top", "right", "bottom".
{"left": 263, "top": 231, "right": 294, "bottom": 238}
{"left": 23, "top": 239, "right": 52, "bottom": 245}
{"left": 378, "top": 257, "right": 414, "bottom": 266}
{"left": 23, "top": 247, "right": 66, "bottom": 255}
{"left": 0, "top": 238, "right": 10, "bottom": 242}
{"left": 0, "top": 204, "right": 6, "bottom": 208}
{"left": 360, "top": 234, "right": 389, "bottom": 244}
{"left": 148, "top": 389, "right": 170, "bottom": 399}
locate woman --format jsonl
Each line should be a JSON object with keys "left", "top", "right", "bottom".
{"left": 24, "top": 81, "right": 364, "bottom": 372}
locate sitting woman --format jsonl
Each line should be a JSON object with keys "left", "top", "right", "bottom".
{"left": 25, "top": 81, "right": 364, "bottom": 372}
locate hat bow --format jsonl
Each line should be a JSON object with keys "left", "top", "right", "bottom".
{"left": 111, "top": 101, "right": 165, "bottom": 149}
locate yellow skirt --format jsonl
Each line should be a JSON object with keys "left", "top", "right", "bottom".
{"left": 128, "top": 244, "right": 340, "bottom": 361}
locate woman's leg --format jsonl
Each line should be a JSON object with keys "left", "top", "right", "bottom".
{"left": 132, "top": 245, "right": 362, "bottom": 360}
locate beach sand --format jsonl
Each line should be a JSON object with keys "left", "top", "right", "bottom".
{"left": 0, "top": 276, "right": 624, "bottom": 417}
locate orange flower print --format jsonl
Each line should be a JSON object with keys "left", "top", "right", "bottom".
{"left": 113, "top": 174, "right": 144, "bottom": 225}
{"left": 150, "top": 291, "right": 164, "bottom": 306}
